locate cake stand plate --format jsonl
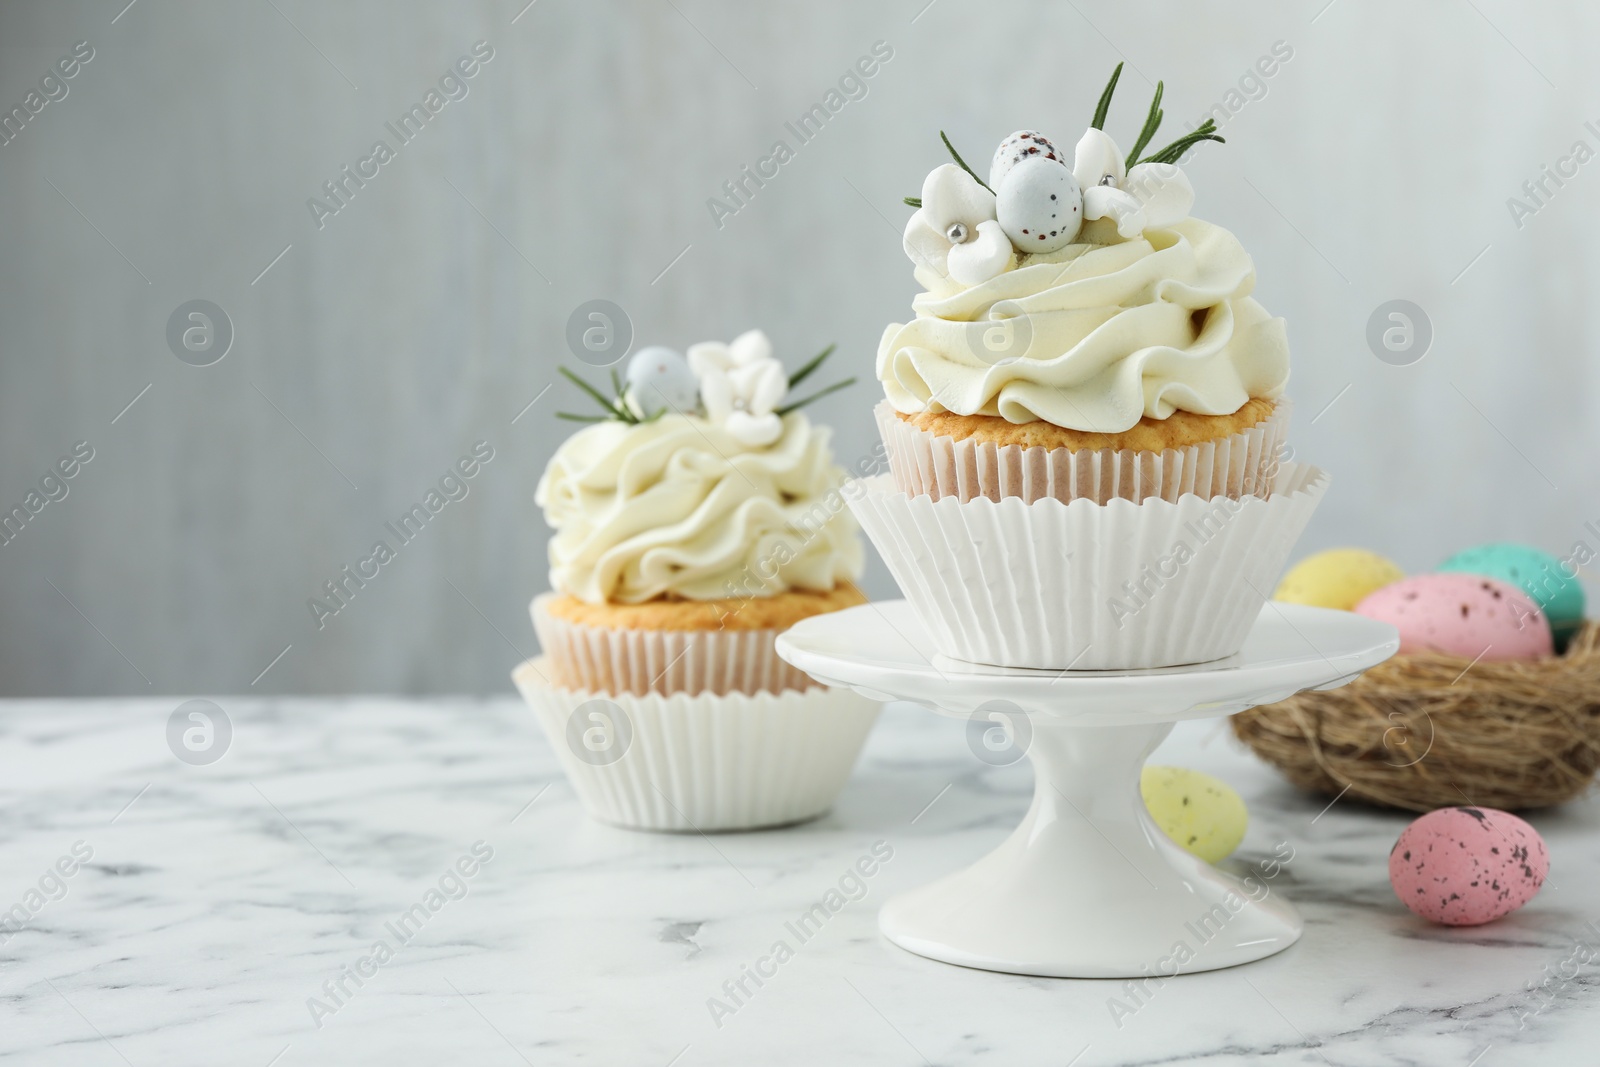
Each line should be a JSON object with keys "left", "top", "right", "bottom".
{"left": 776, "top": 600, "right": 1398, "bottom": 978}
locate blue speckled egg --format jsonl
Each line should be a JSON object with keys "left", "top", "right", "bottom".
{"left": 1438, "top": 542, "right": 1585, "bottom": 650}
{"left": 995, "top": 156, "right": 1082, "bottom": 254}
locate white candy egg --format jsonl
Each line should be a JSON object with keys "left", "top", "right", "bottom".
{"left": 995, "top": 156, "right": 1082, "bottom": 253}
{"left": 989, "top": 130, "right": 1065, "bottom": 189}
{"left": 625, "top": 346, "right": 699, "bottom": 415}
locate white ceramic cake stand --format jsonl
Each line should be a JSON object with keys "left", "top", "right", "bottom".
{"left": 776, "top": 600, "right": 1398, "bottom": 978}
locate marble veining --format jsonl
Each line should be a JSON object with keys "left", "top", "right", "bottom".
{"left": 2, "top": 698, "right": 1598, "bottom": 1065}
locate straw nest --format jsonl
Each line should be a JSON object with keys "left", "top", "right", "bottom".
{"left": 1232, "top": 623, "right": 1600, "bottom": 812}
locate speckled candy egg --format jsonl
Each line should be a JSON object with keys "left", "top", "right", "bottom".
{"left": 1354, "top": 573, "right": 1553, "bottom": 661}
{"left": 1389, "top": 807, "right": 1548, "bottom": 926}
{"left": 1274, "top": 548, "right": 1405, "bottom": 611}
{"left": 995, "top": 156, "right": 1082, "bottom": 254}
{"left": 625, "top": 346, "right": 699, "bottom": 415}
{"left": 1141, "top": 765, "right": 1248, "bottom": 864}
{"left": 989, "top": 130, "right": 1065, "bottom": 188}
{"left": 1439, "top": 542, "right": 1585, "bottom": 651}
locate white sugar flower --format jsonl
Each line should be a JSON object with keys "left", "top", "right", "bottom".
{"left": 687, "top": 329, "right": 788, "bottom": 447}
{"left": 903, "top": 164, "right": 1014, "bottom": 286}
{"left": 1072, "top": 128, "right": 1194, "bottom": 238}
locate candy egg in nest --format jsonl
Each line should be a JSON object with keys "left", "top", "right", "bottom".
{"left": 1354, "top": 573, "right": 1552, "bottom": 661}
{"left": 1389, "top": 807, "right": 1548, "bottom": 926}
{"left": 995, "top": 156, "right": 1082, "bottom": 254}
{"left": 1439, "top": 541, "right": 1586, "bottom": 652}
{"left": 1274, "top": 547, "right": 1405, "bottom": 611}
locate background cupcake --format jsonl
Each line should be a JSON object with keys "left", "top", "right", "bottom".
{"left": 514, "top": 331, "right": 881, "bottom": 831}
{"left": 852, "top": 68, "right": 1325, "bottom": 670}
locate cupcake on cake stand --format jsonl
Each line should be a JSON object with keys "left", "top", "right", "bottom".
{"left": 790, "top": 68, "right": 1399, "bottom": 975}
{"left": 777, "top": 600, "right": 1397, "bottom": 978}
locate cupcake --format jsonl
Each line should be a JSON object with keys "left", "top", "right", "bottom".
{"left": 852, "top": 67, "right": 1327, "bottom": 670}
{"left": 878, "top": 71, "right": 1289, "bottom": 506}
{"left": 513, "top": 330, "right": 881, "bottom": 831}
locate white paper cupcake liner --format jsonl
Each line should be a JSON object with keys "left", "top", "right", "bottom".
{"left": 513, "top": 658, "right": 882, "bottom": 832}
{"left": 531, "top": 594, "right": 817, "bottom": 697}
{"left": 846, "top": 463, "right": 1328, "bottom": 670}
{"left": 876, "top": 398, "right": 1290, "bottom": 505}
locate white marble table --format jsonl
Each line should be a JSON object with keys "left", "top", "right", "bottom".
{"left": 3, "top": 697, "right": 1598, "bottom": 1066}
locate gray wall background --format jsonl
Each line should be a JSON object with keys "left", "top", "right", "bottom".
{"left": 2, "top": 0, "right": 1596, "bottom": 696}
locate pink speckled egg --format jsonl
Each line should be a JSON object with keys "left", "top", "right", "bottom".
{"left": 1389, "top": 807, "right": 1548, "bottom": 926}
{"left": 1354, "top": 573, "right": 1552, "bottom": 661}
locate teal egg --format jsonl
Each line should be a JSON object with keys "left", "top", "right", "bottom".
{"left": 1439, "top": 542, "right": 1585, "bottom": 651}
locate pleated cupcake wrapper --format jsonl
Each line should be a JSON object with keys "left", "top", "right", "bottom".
{"left": 531, "top": 594, "right": 816, "bottom": 697}
{"left": 513, "top": 658, "right": 882, "bottom": 832}
{"left": 847, "top": 464, "right": 1328, "bottom": 671}
{"left": 876, "top": 398, "right": 1291, "bottom": 505}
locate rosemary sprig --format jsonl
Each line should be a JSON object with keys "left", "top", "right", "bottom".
{"left": 776, "top": 376, "right": 857, "bottom": 416}
{"left": 940, "top": 130, "right": 992, "bottom": 194}
{"left": 1138, "top": 118, "right": 1225, "bottom": 165}
{"left": 905, "top": 63, "right": 1221, "bottom": 209}
{"left": 904, "top": 131, "right": 989, "bottom": 204}
{"left": 1124, "top": 81, "right": 1164, "bottom": 168}
{"left": 1091, "top": 62, "right": 1124, "bottom": 130}
{"left": 787, "top": 343, "right": 836, "bottom": 390}
{"left": 559, "top": 365, "right": 639, "bottom": 425}
{"left": 556, "top": 412, "right": 609, "bottom": 423}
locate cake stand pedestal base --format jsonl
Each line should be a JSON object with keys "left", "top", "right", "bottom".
{"left": 881, "top": 719, "right": 1299, "bottom": 978}
{"left": 776, "top": 600, "right": 1399, "bottom": 979}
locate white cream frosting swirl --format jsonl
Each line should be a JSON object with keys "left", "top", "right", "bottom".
{"left": 536, "top": 412, "right": 863, "bottom": 604}
{"left": 877, "top": 217, "right": 1289, "bottom": 433}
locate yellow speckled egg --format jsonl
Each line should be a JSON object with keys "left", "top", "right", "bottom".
{"left": 1274, "top": 548, "right": 1405, "bottom": 611}
{"left": 1141, "top": 766, "right": 1248, "bottom": 864}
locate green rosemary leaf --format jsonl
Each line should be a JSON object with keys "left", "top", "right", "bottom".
{"left": 904, "top": 196, "right": 922, "bottom": 208}
{"left": 610, "top": 369, "right": 637, "bottom": 424}
{"left": 775, "top": 376, "right": 857, "bottom": 416}
{"left": 1125, "top": 81, "right": 1165, "bottom": 167}
{"left": 1140, "top": 120, "right": 1222, "bottom": 164}
{"left": 1143, "top": 129, "right": 1225, "bottom": 165}
{"left": 788, "top": 343, "right": 837, "bottom": 390}
{"left": 559, "top": 366, "right": 635, "bottom": 423}
{"left": 559, "top": 365, "right": 618, "bottom": 412}
{"left": 1091, "top": 62, "right": 1124, "bottom": 130}
{"left": 1160, "top": 118, "right": 1218, "bottom": 147}
{"left": 940, "top": 131, "right": 993, "bottom": 194}
{"left": 556, "top": 411, "right": 609, "bottom": 423}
